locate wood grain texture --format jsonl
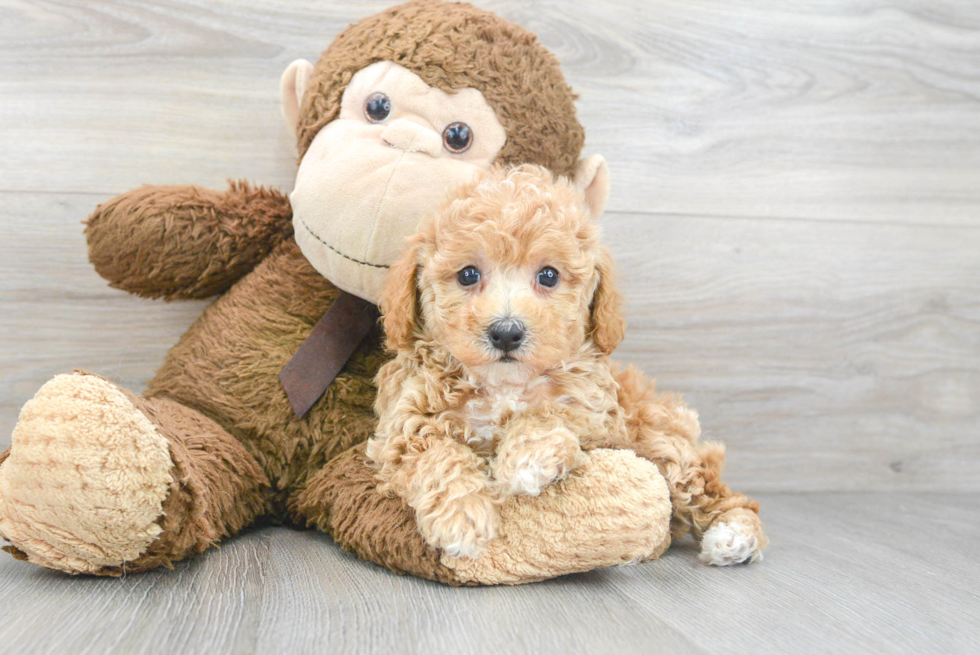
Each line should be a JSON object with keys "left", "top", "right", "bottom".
{"left": 607, "top": 211, "right": 980, "bottom": 491}
{"left": 1, "top": 2, "right": 979, "bottom": 488}
{"left": 513, "top": 0, "right": 980, "bottom": 225}
{"left": 0, "top": 493, "right": 977, "bottom": 654}
{"left": 0, "top": 192, "right": 210, "bottom": 442}
{"left": 2, "top": 0, "right": 979, "bottom": 223}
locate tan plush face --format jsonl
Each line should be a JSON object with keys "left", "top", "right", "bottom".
{"left": 288, "top": 61, "right": 507, "bottom": 303}
{"left": 393, "top": 166, "right": 622, "bottom": 385}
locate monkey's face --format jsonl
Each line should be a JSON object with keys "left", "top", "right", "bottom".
{"left": 289, "top": 61, "right": 507, "bottom": 303}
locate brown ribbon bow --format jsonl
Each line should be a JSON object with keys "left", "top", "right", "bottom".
{"left": 279, "top": 291, "right": 380, "bottom": 419}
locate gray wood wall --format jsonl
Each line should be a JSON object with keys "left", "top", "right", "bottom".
{"left": 1, "top": 0, "right": 978, "bottom": 493}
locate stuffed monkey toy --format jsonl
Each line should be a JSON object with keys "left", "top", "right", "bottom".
{"left": 0, "top": 0, "right": 765, "bottom": 585}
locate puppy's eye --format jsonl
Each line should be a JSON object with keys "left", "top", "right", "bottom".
{"left": 537, "top": 266, "right": 560, "bottom": 288}
{"left": 443, "top": 122, "right": 472, "bottom": 153}
{"left": 364, "top": 92, "right": 391, "bottom": 123}
{"left": 457, "top": 266, "right": 481, "bottom": 287}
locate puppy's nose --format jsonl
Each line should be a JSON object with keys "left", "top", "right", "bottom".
{"left": 488, "top": 319, "right": 525, "bottom": 353}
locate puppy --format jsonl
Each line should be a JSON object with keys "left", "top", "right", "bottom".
{"left": 368, "top": 165, "right": 768, "bottom": 564}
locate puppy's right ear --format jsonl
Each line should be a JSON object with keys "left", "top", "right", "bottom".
{"left": 589, "top": 245, "right": 626, "bottom": 355}
{"left": 380, "top": 238, "right": 423, "bottom": 351}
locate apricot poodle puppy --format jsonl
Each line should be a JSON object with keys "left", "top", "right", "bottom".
{"left": 367, "top": 165, "right": 768, "bottom": 564}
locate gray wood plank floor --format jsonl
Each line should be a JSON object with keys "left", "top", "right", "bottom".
{"left": 1, "top": 493, "right": 977, "bottom": 654}
{"left": 2, "top": 1, "right": 979, "bottom": 652}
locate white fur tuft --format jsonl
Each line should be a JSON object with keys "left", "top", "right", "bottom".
{"left": 442, "top": 539, "right": 485, "bottom": 560}
{"left": 699, "top": 521, "right": 764, "bottom": 566}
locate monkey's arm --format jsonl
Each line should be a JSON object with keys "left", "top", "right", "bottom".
{"left": 85, "top": 181, "right": 293, "bottom": 300}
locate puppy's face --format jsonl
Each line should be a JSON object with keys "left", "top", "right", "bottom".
{"left": 421, "top": 197, "right": 595, "bottom": 381}
{"left": 382, "top": 165, "right": 625, "bottom": 384}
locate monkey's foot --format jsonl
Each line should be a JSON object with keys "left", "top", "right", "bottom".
{"left": 444, "top": 449, "right": 672, "bottom": 584}
{"left": 0, "top": 372, "right": 173, "bottom": 574}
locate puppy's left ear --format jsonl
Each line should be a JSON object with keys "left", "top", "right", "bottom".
{"left": 573, "top": 154, "right": 611, "bottom": 219}
{"left": 590, "top": 246, "right": 626, "bottom": 355}
{"left": 380, "top": 237, "right": 423, "bottom": 351}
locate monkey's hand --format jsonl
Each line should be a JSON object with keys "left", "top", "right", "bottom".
{"left": 85, "top": 181, "right": 293, "bottom": 299}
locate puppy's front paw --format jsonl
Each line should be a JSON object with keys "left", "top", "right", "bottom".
{"left": 493, "top": 427, "right": 581, "bottom": 496}
{"left": 699, "top": 511, "right": 767, "bottom": 566}
{"left": 416, "top": 492, "right": 499, "bottom": 559}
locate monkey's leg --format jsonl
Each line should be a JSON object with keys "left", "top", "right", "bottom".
{"left": 289, "top": 444, "right": 672, "bottom": 586}
{"left": 609, "top": 364, "right": 769, "bottom": 565}
{"left": 0, "top": 372, "right": 270, "bottom": 575}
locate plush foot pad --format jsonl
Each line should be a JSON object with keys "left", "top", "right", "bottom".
{"left": 699, "top": 508, "right": 768, "bottom": 566}
{"left": 0, "top": 373, "right": 173, "bottom": 574}
{"left": 442, "top": 448, "right": 672, "bottom": 585}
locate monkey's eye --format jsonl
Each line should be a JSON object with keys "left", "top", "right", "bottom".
{"left": 537, "top": 267, "right": 560, "bottom": 288}
{"left": 457, "top": 266, "right": 481, "bottom": 287}
{"left": 364, "top": 92, "right": 391, "bottom": 123}
{"left": 443, "top": 122, "right": 473, "bottom": 153}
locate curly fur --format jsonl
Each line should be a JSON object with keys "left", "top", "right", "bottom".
{"left": 370, "top": 166, "right": 768, "bottom": 562}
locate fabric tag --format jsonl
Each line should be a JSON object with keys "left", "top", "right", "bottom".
{"left": 280, "top": 291, "right": 380, "bottom": 419}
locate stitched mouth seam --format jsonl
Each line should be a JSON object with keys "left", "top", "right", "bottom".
{"left": 299, "top": 218, "right": 391, "bottom": 269}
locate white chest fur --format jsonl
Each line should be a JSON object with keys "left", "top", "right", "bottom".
{"left": 463, "top": 382, "right": 534, "bottom": 453}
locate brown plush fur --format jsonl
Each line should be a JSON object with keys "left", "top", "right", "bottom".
{"left": 297, "top": 0, "right": 585, "bottom": 177}
{"left": 370, "top": 166, "right": 765, "bottom": 560}
{"left": 146, "top": 238, "right": 386, "bottom": 504}
{"left": 116, "top": 394, "right": 272, "bottom": 574}
{"left": 86, "top": 181, "right": 293, "bottom": 300}
{"left": 79, "top": 0, "right": 590, "bottom": 520}
{"left": 292, "top": 443, "right": 465, "bottom": 585}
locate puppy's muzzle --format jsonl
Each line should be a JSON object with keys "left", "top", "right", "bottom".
{"left": 487, "top": 319, "right": 525, "bottom": 354}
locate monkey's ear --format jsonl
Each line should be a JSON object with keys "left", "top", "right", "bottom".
{"left": 380, "top": 239, "right": 424, "bottom": 352}
{"left": 280, "top": 59, "right": 315, "bottom": 138}
{"left": 573, "top": 154, "right": 611, "bottom": 219}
